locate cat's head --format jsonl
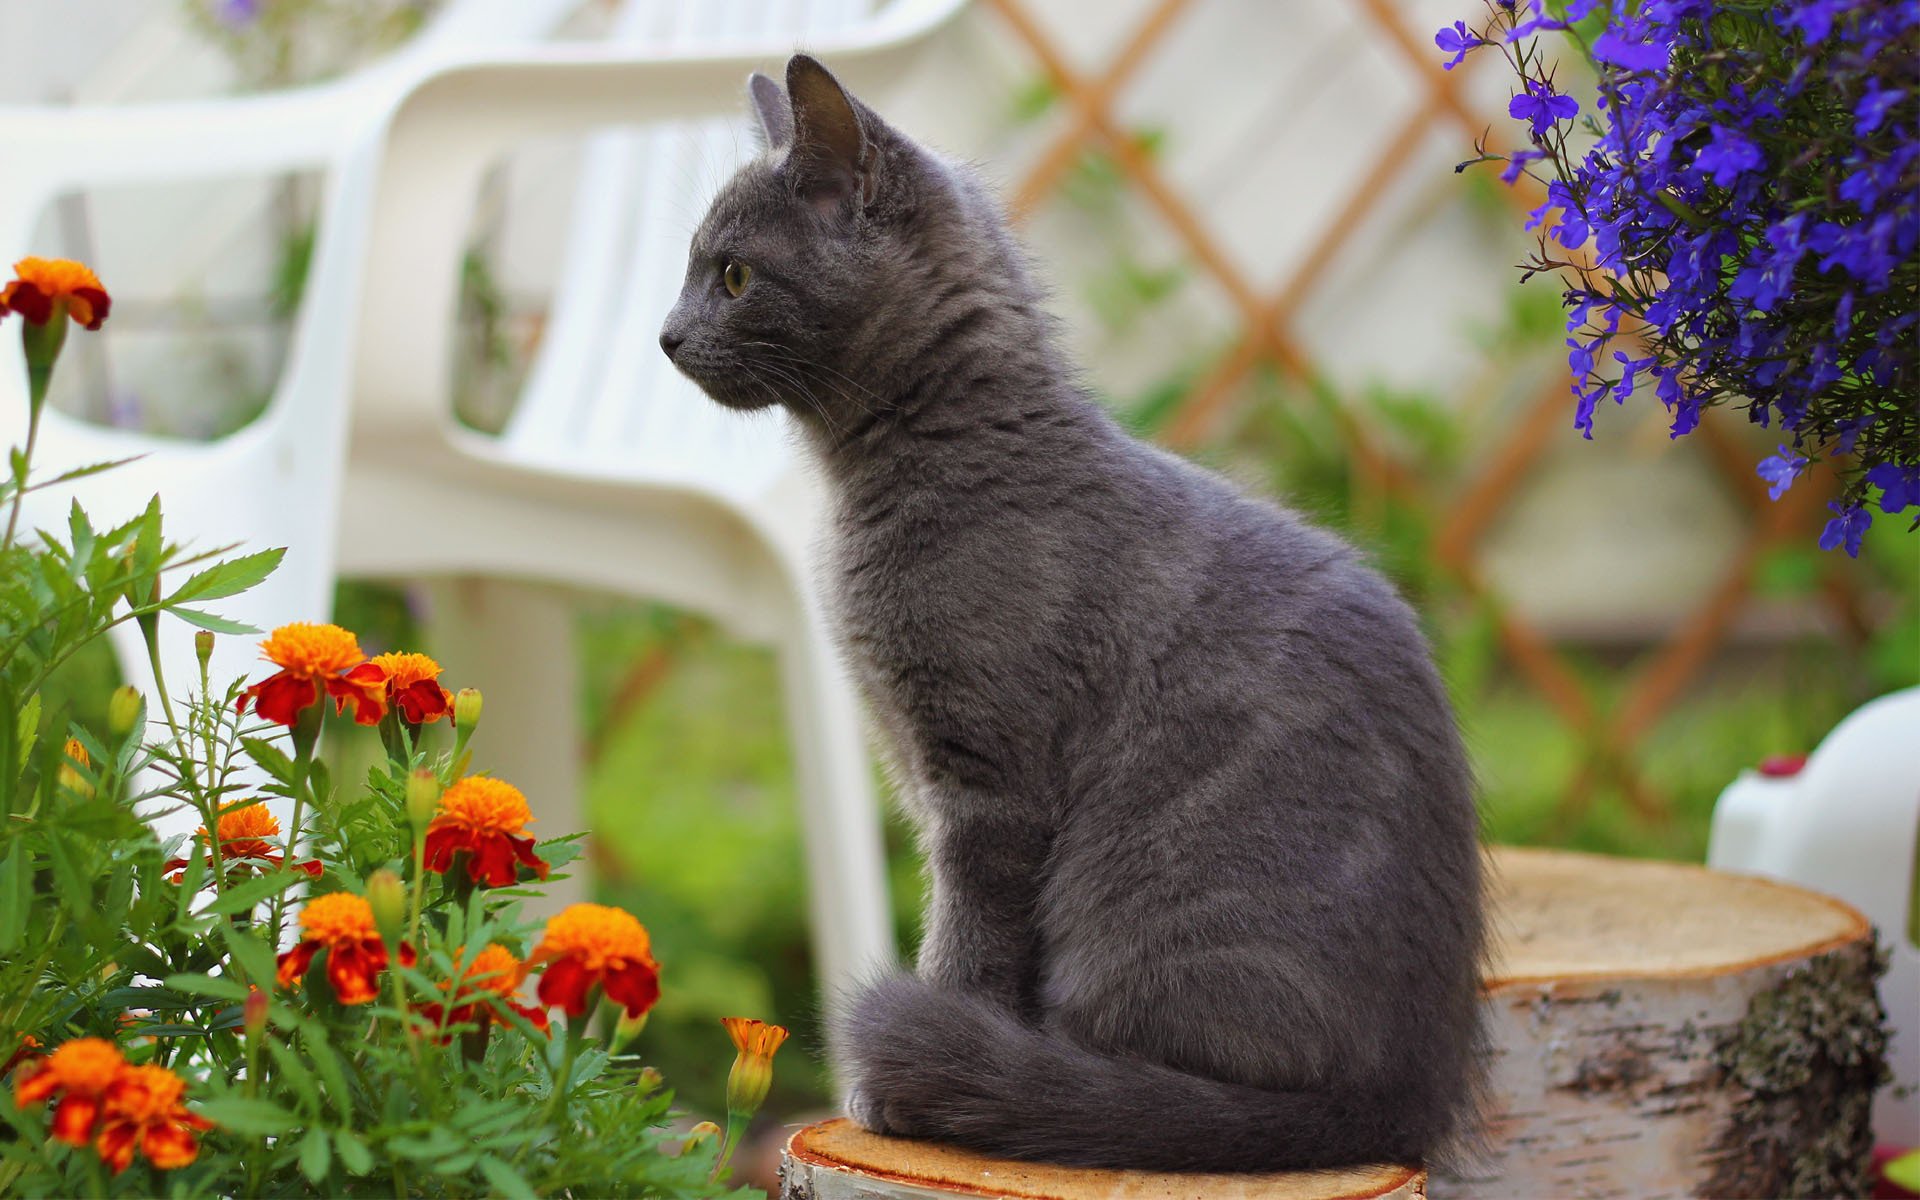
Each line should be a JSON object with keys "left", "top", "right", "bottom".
{"left": 660, "top": 55, "right": 1031, "bottom": 429}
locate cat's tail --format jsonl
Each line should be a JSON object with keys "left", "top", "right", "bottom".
{"left": 838, "top": 976, "right": 1435, "bottom": 1174}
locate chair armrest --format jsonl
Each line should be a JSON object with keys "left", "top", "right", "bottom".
{"left": 350, "top": 0, "right": 970, "bottom": 439}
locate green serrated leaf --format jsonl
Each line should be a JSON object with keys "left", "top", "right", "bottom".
{"left": 201, "top": 868, "right": 303, "bottom": 917}
{"left": 194, "top": 1096, "right": 300, "bottom": 1136}
{"left": 167, "top": 547, "right": 285, "bottom": 605}
{"left": 478, "top": 1155, "right": 537, "bottom": 1200}
{"left": 13, "top": 693, "right": 40, "bottom": 774}
{"left": 0, "top": 840, "right": 30, "bottom": 953}
{"left": 165, "top": 607, "right": 260, "bottom": 635}
{"left": 241, "top": 737, "right": 297, "bottom": 787}
{"left": 299, "top": 1126, "right": 332, "bottom": 1184}
{"left": 333, "top": 1129, "right": 373, "bottom": 1176}
{"left": 221, "top": 921, "right": 279, "bottom": 990}
{"left": 162, "top": 972, "right": 249, "bottom": 1002}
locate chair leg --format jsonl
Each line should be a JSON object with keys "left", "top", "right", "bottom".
{"left": 420, "top": 577, "right": 586, "bottom": 918}
{"left": 775, "top": 602, "right": 899, "bottom": 1020}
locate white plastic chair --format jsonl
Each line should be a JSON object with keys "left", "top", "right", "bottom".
{"left": 0, "top": 0, "right": 587, "bottom": 767}
{"left": 341, "top": 0, "right": 968, "bottom": 996}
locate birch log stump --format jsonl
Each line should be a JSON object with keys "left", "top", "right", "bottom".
{"left": 1448, "top": 846, "right": 1888, "bottom": 1200}
{"left": 780, "top": 847, "right": 1887, "bottom": 1200}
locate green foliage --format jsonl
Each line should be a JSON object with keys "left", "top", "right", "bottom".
{"left": 0, "top": 297, "right": 752, "bottom": 1197}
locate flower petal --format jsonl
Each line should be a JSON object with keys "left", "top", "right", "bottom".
{"left": 275, "top": 940, "right": 319, "bottom": 989}
{"left": 245, "top": 671, "right": 321, "bottom": 726}
{"left": 140, "top": 1120, "right": 200, "bottom": 1169}
{"left": 96, "top": 1121, "right": 138, "bottom": 1174}
{"left": 326, "top": 669, "right": 388, "bottom": 726}
{"left": 50, "top": 1093, "right": 100, "bottom": 1146}
{"left": 536, "top": 955, "right": 597, "bottom": 1017}
{"left": 602, "top": 960, "right": 660, "bottom": 1019}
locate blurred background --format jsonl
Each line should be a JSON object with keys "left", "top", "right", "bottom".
{"left": 6, "top": 0, "right": 1915, "bottom": 1173}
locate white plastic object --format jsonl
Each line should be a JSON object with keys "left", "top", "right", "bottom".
{"left": 1707, "top": 686, "right": 1920, "bottom": 1146}
{"left": 340, "top": 0, "right": 971, "bottom": 997}
{"left": 0, "top": 0, "right": 589, "bottom": 789}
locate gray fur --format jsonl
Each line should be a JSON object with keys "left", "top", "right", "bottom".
{"left": 661, "top": 54, "right": 1487, "bottom": 1173}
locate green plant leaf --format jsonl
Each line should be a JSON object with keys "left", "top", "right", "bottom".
{"left": 298, "top": 1126, "right": 332, "bottom": 1184}
{"left": 334, "top": 1130, "right": 373, "bottom": 1176}
{"left": 1885, "top": 1148, "right": 1920, "bottom": 1192}
{"left": 0, "top": 840, "right": 30, "bottom": 954}
{"left": 201, "top": 869, "right": 303, "bottom": 917}
{"left": 165, "top": 607, "right": 260, "bottom": 635}
{"left": 241, "top": 737, "right": 297, "bottom": 787}
{"left": 194, "top": 1097, "right": 300, "bottom": 1136}
{"left": 167, "top": 547, "right": 285, "bottom": 605}
{"left": 163, "top": 972, "right": 248, "bottom": 1002}
{"left": 478, "top": 1155, "right": 537, "bottom": 1200}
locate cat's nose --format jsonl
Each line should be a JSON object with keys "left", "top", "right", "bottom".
{"left": 659, "top": 330, "right": 684, "bottom": 361}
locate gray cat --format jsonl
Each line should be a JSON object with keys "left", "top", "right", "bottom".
{"left": 660, "top": 55, "right": 1487, "bottom": 1174}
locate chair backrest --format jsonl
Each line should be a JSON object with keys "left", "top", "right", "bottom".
{"left": 501, "top": 0, "right": 872, "bottom": 503}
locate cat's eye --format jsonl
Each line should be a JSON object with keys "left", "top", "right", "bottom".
{"left": 723, "top": 259, "right": 752, "bottom": 297}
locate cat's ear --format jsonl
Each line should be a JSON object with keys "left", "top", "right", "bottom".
{"left": 784, "top": 54, "right": 876, "bottom": 214}
{"left": 747, "top": 71, "right": 793, "bottom": 151}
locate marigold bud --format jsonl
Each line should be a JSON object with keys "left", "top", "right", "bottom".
{"left": 405, "top": 770, "right": 440, "bottom": 832}
{"left": 366, "top": 870, "right": 407, "bottom": 950}
{"left": 107, "top": 686, "right": 142, "bottom": 737}
{"left": 614, "top": 1009, "right": 650, "bottom": 1051}
{"left": 721, "top": 1017, "right": 788, "bottom": 1123}
{"left": 683, "top": 1121, "right": 721, "bottom": 1150}
{"left": 243, "top": 987, "right": 269, "bottom": 1040}
{"left": 636, "top": 1065, "right": 664, "bottom": 1091}
{"left": 194, "top": 631, "right": 215, "bottom": 672}
{"left": 57, "top": 738, "right": 93, "bottom": 798}
{"left": 453, "top": 688, "right": 483, "bottom": 728}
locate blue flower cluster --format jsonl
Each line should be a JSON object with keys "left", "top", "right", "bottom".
{"left": 1441, "top": 0, "right": 1918, "bottom": 554}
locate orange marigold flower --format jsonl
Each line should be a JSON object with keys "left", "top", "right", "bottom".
{"left": 13, "top": 1037, "right": 125, "bottom": 1148}
{"left": 275, "top": 891, "right": 412, "bottom": 1006}
{"left": 93, "top": 1064, "right": 212, "bottom": 1175}
{"left": 417, "top": 944, "right": 549, "bottom": 1038}
{"left": 526, "top": 904, "right": 659, "bottom": 1019}
{"left": 164, "top": 799, "right": 322, "bottom": 883}
{"left": 423, "top": 777, "right": 548, "bottom": 888}
{"left": 0, "top": 257, "right": 111, "bottom": 329}
{"left": 346, "top": 651, "right": 453, "bottom": 725}
{"left": 722, "top": 1017, "right": 788, "bottom": 1119}
{"left": 238, "top": 622, "right": 386, "bottom": 728}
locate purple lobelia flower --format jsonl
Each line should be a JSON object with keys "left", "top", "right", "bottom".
{"left": 1435, "top": 21, "right": 1485, "bottom": 70}
{"left": 1508, "top": 79, "right": 1579, "bottom": 137}
{"left": 1756, "top": 448, "right": 1810, "bottom": 500}
{"left": 1440, "top": 0, "right": 1919, "bottom": 550}
{"left": 1818, "top": 502, "right": 1871, "bottom": 556}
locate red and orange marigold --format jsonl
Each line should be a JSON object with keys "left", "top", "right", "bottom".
{"left": 13, "top": 1037, "right": 124, "bottom": 1148}
{"left": 93, "top": 1064, "right": 212, "bottom": 1175}
{"left": 238, "top": 623, "right": 386, "bottom": 728}
{"left": 0, "top": 257, "right": 111, "bottom": 329}
{"left": 347, "top": 651, "right": 453, "bottom": 725}
{"left": 275, "top": 891, "right": 412, "bottom": 1006}
{"left": 423, "top": 776, "right": 548, "bottom": 888}
{"left": 417, "top": 943, "right": 549, "bottom": 1038}
{"left": 525, "top": 903, "right": 660, "bottom": 1019}
{"left": 164, "top": 799, "right": 322, "bottom": 882}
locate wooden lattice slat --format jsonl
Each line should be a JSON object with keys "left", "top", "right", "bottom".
{"left": 981, "top": 0, "right": 1865, "bottom": 826}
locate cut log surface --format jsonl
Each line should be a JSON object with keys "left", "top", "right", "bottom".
{"left": 780, "top": 848, "right": 1887, "bottom": 1200}
{"left": 781, "top": 1119, "right": 1426, "bottom": 1200}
